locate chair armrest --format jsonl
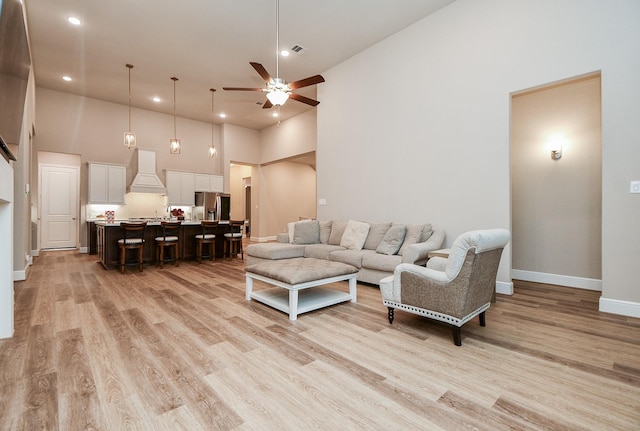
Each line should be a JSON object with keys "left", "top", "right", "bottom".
{"left": 382, "top": 263, "right": 450, "bottom": 302}
{"left": 401, "top": 229, "right": 445, "bottom": 265}
{"left": 426, "top": 256, "right": 447, "bottom": 271}
{"left": 276, "top": 233, "right": 290, "bottom": 243}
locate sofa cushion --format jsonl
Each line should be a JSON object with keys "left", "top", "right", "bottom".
{"left": 363, "top": 222, "right": 392, "bottom": 250}
{"left": 246, "top": 243, "right": 306, "bottom": 260}
{"left": 293, "top": 220, "right": 320, "bottom": 244}
{"left": 304, "top": 244, "right": 346, "bottom": 260}
{"left": 328, "top": 220, "right": 348, "bottom": 245}
{"left": 340, "top": 220, "right": 370, "bottom": 251}
{"left": 329, "top": 249, "right": 365, "bottom": 268}
{"left": 398, "top": 223, "right": 432, "bottom": 256}
{"left": 288, "top": 219, "right": 316, "bottom": 243}
{"left": 362, "top": 250, "right": 403, "bottom": 272}
{"left": 376, "top": 225, "right": 407, "bottom": 255}
{"left": 319, "top": 220, "right": 333, "bottom": 244}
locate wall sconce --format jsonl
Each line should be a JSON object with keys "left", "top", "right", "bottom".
{"left": 547, "top": 135, "right": 565, "bottom": 160}
{"left": 550, "top": 143, "right": 562, "bottom": 160}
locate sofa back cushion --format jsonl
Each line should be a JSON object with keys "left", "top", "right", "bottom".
{"left": 398, "top": 223, "right": 433, "bottom": 256}
{"left": 340, "top": 220, "right": 371, "bottom": 251}
{"left": 328, "top": 220, "right": 348, "bottom": 245}
{"left": 293, "top": 220, "right": 321, "bottom": 244}
{"left": 319, "top": 220, "right": 333, "bottom": 244}
{"left": 376, "top": 225, "right": 407, "bottom": 255}
{"left": 363, "top": 222, "right": 392, "bottom": 250}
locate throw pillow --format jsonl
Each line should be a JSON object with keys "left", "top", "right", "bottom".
{"left": 328, "top": 220, "right": 348, "bottom": 245}
{"left": 421, "top": 224, "right": 434, "bottom": 242}
{"left": 398, "top": 224, "right": 426, "bottom": 256}
{"left": 340, "top": 220, "right": 371, "bottom": 251}
{"left": 293, "top": 220, "right": 320, "bottom": 244}
{"left": 376, "top": 225, "right": 407, "bottom": 255}
{"left": 319, "top": 220, "right": 333, "bottom": 244}
{"left": 363, "top": 222, "right": 392, "bottom": 250}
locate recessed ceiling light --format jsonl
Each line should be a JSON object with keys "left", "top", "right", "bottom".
{"left": 67, "top": 16, "right": 82, "bottom": 26}
{"left": 152, "top": 97, "right": 161, "bottom": 103}
{"left": 219, "top": 113, "right": 227, "bottom": 118}
{"left": 62, "top": 76, "right": 72, "bottom": 82}
{"left": 272, "top": 112, "right": 279, "bottom": 117}
{"left": 280, "top": 50, "right": 289, "bottom": 57}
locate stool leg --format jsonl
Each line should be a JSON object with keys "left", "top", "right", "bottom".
{"left": 175, "top": 242, "right": 179, "bottom": 267}
{"left": 196, "top": 240, "right": 201, "bottom": 263}
{"left": 159, "top": 243, "right": 164, "bottom": 268}
{"left": 120, "top": 246, "right": 125, "bottom": 274}
{"left": 138, "top": 246, "right": 144, "bottom": 272}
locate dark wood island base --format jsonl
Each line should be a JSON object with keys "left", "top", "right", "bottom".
{"left": 96, "top": 221, "right": 235, "bottom": 270}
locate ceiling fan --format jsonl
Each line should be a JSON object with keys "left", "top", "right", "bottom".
{"left": 223, "top": 0, "right": 325, "bottom": 109}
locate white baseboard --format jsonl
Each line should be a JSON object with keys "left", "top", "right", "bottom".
{"left": 496, "top": 280, "right": 513, "bottom": 295}
{"left": 13, "top": 262, "right": 30, "bottom": 281}
{"left": 512, "top": 269, "right": 602, "bottom": 291}
{"left": 79, "top": 247, "right": 88, "bottom": 254}
{"left": 599, "top": 297, "right": 640, "bottom": 318}
{"left": 31, "top": 249, "right": 39, "bottom": 257}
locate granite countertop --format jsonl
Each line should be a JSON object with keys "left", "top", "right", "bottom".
{"left": 93, "top": 219, "right": 229, "bottom": 227}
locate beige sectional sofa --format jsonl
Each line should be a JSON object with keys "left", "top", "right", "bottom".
{"left": 246, "top": 219, "right": 445, "bottom": 286}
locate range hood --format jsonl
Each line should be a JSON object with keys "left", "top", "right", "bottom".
{"left": 127, "top": 148, "right": 167, "bottom": 194}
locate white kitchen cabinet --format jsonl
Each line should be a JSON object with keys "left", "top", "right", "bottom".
{"left": 194, "top": 173, "right": 224, "bottom": 192}
{"left": 88, "top": 163, "right": 126, "bottom": 204}
{"left": 166, "top": 170, "right": 195, "bottom": 206}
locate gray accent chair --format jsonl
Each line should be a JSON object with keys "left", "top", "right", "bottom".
{"left": 379, "top": 229, "right": 510, "bottom": 346}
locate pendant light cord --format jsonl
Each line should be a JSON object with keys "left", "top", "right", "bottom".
{"left": 171, "top": 77, "right": 178, "bottom": 139}
{"left": 126, "top": 64, "right": 133, "bottom": 132}
{"left": 210, "top": 88, "right": 215, "bottom": 149}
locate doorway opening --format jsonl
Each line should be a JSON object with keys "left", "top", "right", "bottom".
{"left": 510, "top": 72, "right": 602, "bottom": 290}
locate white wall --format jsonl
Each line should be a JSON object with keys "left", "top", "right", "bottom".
{"left": 260, "top": 110, "right": 317, "bottom": 163}
{"left": 317, "top": 0, "right": 640, "bottom": 314}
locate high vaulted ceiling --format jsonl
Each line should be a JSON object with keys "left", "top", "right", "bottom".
{"left": 24, "top": 0, "right": 456, "bottom": 130}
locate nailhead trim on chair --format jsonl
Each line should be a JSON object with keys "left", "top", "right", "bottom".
{"left": 383, "top": 300, "right": 490, "bottom": 327}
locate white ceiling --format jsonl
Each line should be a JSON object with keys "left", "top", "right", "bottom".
{"left": 24, "top": 0, "right": 456, "bottom": 130}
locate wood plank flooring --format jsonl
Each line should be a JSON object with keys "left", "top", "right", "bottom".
{"left": 1, "top": 250, "right": 639, "bottom": 430}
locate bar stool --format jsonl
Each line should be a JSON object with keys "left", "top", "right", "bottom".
{"left": 224, "top": 220, "right": 245, "bottom": 260}
{"left": 195, "top": 220, "right": 218, "bottom": 263}
{"left": 118, "top": 222, "right": 147, "bottom": 274}
{"left": 155, "top": 221, "right": 181, "bottom": 268}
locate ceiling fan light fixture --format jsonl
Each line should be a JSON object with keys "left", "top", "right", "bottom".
{"left": 266, "top": 90, "right": 289, "bottom": 106}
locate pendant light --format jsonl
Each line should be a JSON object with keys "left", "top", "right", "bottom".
{"left": 124, "top": 64, "right": 136, "bottom": 149}
{"left": 208, "top": 88, "right": 218, "bottom": 158}
{"left": 169, "top": 76, "right": 181, "bottom": 154}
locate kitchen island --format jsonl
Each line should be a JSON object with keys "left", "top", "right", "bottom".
{"left": 95, "top": 220, "right": 233, "bottom": 270}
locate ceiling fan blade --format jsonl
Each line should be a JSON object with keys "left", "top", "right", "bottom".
{"left": 222, "top": 87, "right": 264, "bottom": 92}
{"left": 250, "top": 62, "right": 273, "bottom": 83}
{"left": 289, "top": 93, "right": 320, "bottom": 106}
{"left": 262, "top": 100, "right": 273, "bottom": 109}
{"left": 288, "top": 75, "right": 325, "bottom": 90}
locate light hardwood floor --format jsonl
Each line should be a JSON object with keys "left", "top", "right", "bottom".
{"left": 1, "top": 249, "right": 639, "bottom": 430}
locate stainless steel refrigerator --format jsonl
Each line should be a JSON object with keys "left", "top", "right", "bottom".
{"left": 195, "top": 192, "right": 230, "bottom": 221}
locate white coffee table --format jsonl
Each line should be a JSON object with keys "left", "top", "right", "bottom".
{"left": 245, "top": 258, "right": 358, "bottom": 320}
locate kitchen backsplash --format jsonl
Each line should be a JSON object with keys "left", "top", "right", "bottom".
{"left": 86, "top": 193, "right": 193, "bottom": 220}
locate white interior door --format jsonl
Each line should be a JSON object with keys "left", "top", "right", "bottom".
{"left": 41, "top": 164, "right": 79, "bottom": 249}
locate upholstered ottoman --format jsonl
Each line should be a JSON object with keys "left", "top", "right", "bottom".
{"left": 245, "top": 257, "right": 358, "bottom": 320}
